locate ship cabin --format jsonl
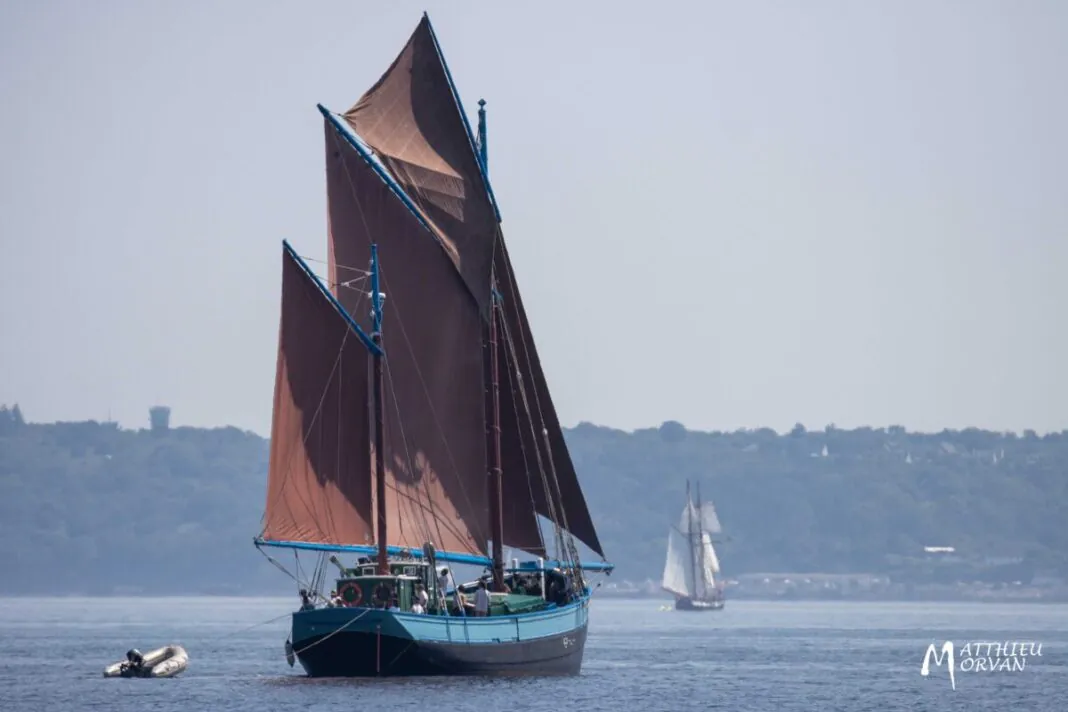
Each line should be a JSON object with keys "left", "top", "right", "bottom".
{"left": 326, "top": 555, "right": 580, "bottom": 617}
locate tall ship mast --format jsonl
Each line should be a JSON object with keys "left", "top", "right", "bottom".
{"left": 253, "top": 13, "right": 612, "bottom": 676}
{"left": 661, "top": 480, "right": 725, "bottom": 612}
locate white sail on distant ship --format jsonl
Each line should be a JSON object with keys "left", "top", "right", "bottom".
{"left": 661, "top": 481, "right": 725, "bottom": 611}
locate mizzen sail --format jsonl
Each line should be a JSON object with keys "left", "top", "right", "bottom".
{"left": 494, "top": 242, "right": 606, "bottom": 558}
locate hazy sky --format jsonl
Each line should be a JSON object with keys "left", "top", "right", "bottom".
{"left": 1, "top": 1, "right": 1066, "bottom": 436}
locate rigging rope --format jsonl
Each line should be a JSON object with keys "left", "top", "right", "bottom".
{"left": 301, "top": 255, "right": 371, "bottom": 275}
{"left": 260, "top": 328, "right": 353, "bottom": 541}
{"left": 500, "top": 329, "right": 545, "bottom": 556}
{"left": 497, "top": 306, "right": 572, "bottom": 567}
{"left": 201, "top": 611, "right": 294, "bottom": 652}
{"left": 290, "top": 608, "right": 373, "bottom": 658}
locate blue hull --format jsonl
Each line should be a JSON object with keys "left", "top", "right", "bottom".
{"left": 290, "top": 596, "right": 589, "bottom": 677}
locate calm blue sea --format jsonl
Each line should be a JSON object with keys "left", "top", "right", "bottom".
{"left": 0, "top": 597, "right": 1064, "bottom": 711}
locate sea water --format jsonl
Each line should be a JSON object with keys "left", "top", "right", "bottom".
{"left": 0, "top": 597, "right": 1064, "bottom": 711}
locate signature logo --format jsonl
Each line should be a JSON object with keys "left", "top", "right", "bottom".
{"left": 562, "top": 636, "right": 575, "bottom": 648}
{"left": 921, "top": 642, "right": 956, "bottom": 690}
{"left": 921, "top": 640, "right": 1042, "bottom": 690}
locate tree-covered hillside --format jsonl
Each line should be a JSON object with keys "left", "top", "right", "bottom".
{"left": 0, "top": 408, "right": 274, "bottom": 594}
{"left": 572, "top": 421, "right": 1067, "bottom": 581}
{"left": 1, "top": 405, "right": 1065, "bottom": 594}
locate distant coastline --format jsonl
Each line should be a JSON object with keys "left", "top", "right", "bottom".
{"left": 597, "top": 574, "right": 1068, "bottom": 604}
{"left": 3, "top": 592, "right": 1066, "bottom": 604}
{"left": 2, "top": 410, "right": 1065, "bottom": 598}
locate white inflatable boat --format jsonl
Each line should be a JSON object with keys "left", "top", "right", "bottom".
{"left": 103, "top": 646, "right": 188, "bottom": 678}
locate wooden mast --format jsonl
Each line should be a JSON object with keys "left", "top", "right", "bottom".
{"left": 488, "top": 284, "right": 505, "bottom": 591}
{"left": 695, "top": 480, "right": 706, "bottom": 601}
{"left": 686, "top": 480, "right": 699, "bottom": 601}
{"left": 370, "top": 244, "right": 389, "bottom": 575}
{"left": 480, "top": 98, "right": 506, "bottom": 592}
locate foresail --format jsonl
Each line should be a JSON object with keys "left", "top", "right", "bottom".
{"left": 342, "top": 14, "right": 496, "bottom": 315}
{"left": 261, "top": 247, "right": 374, "bottom": 547}
{"left": 661, "top": 527, "right": 694, "bottom": 597}
{"left": 325, "top": 122, "right": 489, "bottom": 557}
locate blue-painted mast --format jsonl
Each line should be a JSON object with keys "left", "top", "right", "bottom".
{"left": 425, "top": 14, "right": 502, "bottom": 223}
{"left": 370, "top": 244, "right": 389, "bottom": 574}
{"left": 283, "top": 240, "right": 381, "bottom": 357}
{"left": 477, "top": 99, "right": 488, "bottom": 178}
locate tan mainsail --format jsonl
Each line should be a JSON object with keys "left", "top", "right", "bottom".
{"left": 325, "top": 127, "right": 489, "bottom": 556}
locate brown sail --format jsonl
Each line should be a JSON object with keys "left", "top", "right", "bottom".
{"left": 337, "top": 14, "right": 606, "bottom": 559}
{"left": 343, "top": 14, "right": 496, "bottom": 315}
{"left": 261, "top": 247, "right": 374, "bottom": 547}
{"left": 486, "top": 308, "right": 548, "bottom": 558}
{"left": 494, "top": 242, "right": 606, "bottom": 558}
{"left": 325, "top": 122, "right": 490, "bottom": 556}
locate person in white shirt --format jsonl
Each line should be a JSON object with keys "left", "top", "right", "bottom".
{"left": 473, "top": 580, "right": 490, "bottom": 617}
{"left": 415, "top": 582, "right": 430, "bottom": 610}
{"left": 410, "top": 601, "right": 425, "bottom": 614}
{"left": 437, "top": 568, "right": 450, "bottom": 609}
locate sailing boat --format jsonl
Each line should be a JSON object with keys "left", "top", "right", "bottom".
{"left": 251, "top": 13, "right": 612, "bottom": 677}
{"left": 661, "top": 481, "right": 725, "bottom": 611}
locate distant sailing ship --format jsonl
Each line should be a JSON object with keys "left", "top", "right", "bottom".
{"left": 661, "top": 481, "right": 725, "bottom": 611}
{"left": 252, "top": 13, "right": 612, "bottom": 677}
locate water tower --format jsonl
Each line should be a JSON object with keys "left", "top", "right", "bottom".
{"left": 149, "top": 406, "right": 171, "bottom": 433}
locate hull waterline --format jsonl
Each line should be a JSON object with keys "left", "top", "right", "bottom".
{"left": 295, "top": 625, "right": 586, "bottom": 677}
{"left": 291, "top": 597, "right": 590, "bottom": 677}
{"left": 674, "top": 596, "right": 724, "bottom": 612}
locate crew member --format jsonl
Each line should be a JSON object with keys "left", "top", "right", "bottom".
{"left": 474, "top": 580, "right": 490, "bottom": 617}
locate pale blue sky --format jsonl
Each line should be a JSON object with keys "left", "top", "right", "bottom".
{"left": 1, "top": 0, "right": 1066, "bottom": 435}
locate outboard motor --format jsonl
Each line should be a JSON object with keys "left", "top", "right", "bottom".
{"left": 122, "top": 649, "right": 145, "bottom": 677}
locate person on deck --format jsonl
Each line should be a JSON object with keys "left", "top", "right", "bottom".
{"left": 473, "top": 580, "right": 490, "bottom": 617}
{"left": 562, "top": 570, "right": 574, "bottom": 604}
{"left": 299, "top": 589, "right": 314, "bottom": 610}
{"left": 437, "top": 568, "right": 450, "bottom": 608}
{"left": 414, "top": 582, "right": 429, "bottom": 610}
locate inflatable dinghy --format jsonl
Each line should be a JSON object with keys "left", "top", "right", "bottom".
{"left": 103, "top": 646, "right": 188, "bottom": 678}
